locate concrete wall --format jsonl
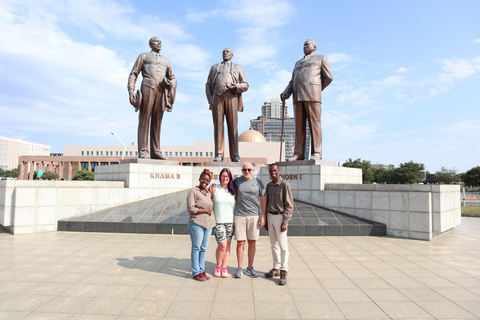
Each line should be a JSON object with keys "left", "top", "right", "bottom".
{"left": 293, "top": 184, "right": 461, "bottom": 240}
{"left": 0, "top": 180, "right": 125, "bottom": 234}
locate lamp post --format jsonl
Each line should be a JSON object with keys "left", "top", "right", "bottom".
{"left": 111, "top": 132, "right": 127, "bottom": 160}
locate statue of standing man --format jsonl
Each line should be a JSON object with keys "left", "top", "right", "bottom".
{"left": 206, "top": 48, "right": 249, "bottom": 162}
{"left": 128, "top": 37, "right": 177, "bottom": 159}
{"left": 281, "top": 39, "right": 333, "bottom": 161}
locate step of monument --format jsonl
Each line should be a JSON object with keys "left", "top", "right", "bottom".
{"left": 57, "top": 190, "right": 386, "bottom": 237}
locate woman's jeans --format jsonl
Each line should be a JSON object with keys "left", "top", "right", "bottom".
{"left": 188, "top": 221, "right": 212, "bottom": 276}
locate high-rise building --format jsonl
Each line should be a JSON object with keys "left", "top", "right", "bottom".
{"left": 251, "top": 98, "right": 296, "bottom": 159}
{"left": 0, "top": 136, "right": 50, "bottom": 170}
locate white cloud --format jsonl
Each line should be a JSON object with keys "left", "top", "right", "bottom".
{"left": 186, "top": 0, "right": 294, "bottom": 28}
{"left": 474, "top": 38, "right": 480, "bottom": 44}
{"left": 395, "top": 67, "right": 408, "bottom": 73}
{"left": 440, "top": 119, "right": 480, "bottom": 137}
{"left": 426, "top": 57, "right": 480, "bottom": 97}
{"left": 440, "top": 57, "right": 480, "bottom": 79}
{"left": 372, "top": 76, "right": 403, "bottom": 87}
{"left": 328, "top": 53, "right": 354, "bottom": 64}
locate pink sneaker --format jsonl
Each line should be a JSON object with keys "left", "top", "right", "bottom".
{"left": 221, "top": 266, "right": 228, "bottom": 278}
{"left": 214, "top": 265, "right": 221, "bottom": 277}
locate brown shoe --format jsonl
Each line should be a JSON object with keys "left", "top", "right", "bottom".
{"left": 193, "top": 273, "right": 206, "bottom": 281}
{"left": 279, "top": 270, "right": 288, "bottom": 285}
{"left": 265, "top": 268, "right": 280, "bottom": 278}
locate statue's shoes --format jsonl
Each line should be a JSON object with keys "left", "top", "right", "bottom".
{"left": 213, "top": 156, "right": 223, "bottom": 162}
{"left": 288, "top": 155, "right": 304, "bottom": 161}
{"left": 151, "top": 153, "right": 167, "bottom": 160}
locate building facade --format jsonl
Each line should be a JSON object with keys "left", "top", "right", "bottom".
{"left": 0, "top": 136, "right": 50, "bottom": 170}
{"left": 251, "top": 98, "right": 299, "bottom": 159}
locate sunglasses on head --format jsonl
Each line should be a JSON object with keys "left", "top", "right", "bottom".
{"left": 242, "top": 168, "right": 253, "bottom": 172}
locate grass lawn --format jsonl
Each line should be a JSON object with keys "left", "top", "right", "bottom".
{"left": 461, "top": 205, "right": 480, "bottom": 217}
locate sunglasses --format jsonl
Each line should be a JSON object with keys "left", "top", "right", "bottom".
{"left": 242, "top": 168, "right": 253, "bottom": 172}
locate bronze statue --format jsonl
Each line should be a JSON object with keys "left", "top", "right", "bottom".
{"left": 128, "top": 37, "right": 177, "bottom": 159}
{"left": 281, "top": 39, "right": 333, "bottom": 161}
{"left": 206, "top": 48, "right": 249, "bottom": 162}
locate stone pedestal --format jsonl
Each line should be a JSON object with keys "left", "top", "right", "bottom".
{"left": 257, "top": 161, "right": 362, "bottom": 199}
{"left": 94, "top": 162, "right": 192, "bottom": 202}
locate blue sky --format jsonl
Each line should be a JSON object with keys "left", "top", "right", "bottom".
{"left": 0, "top": 0, "right": 479, "bottom": 173}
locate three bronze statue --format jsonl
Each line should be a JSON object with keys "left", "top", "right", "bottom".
{"left": 128, "top": 37, "right": 332, "bottom": 162}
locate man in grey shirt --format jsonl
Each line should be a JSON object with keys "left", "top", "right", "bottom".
{"left": 233, "top": 162, "right": 266, "bottom": 278}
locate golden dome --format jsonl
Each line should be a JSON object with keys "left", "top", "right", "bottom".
{"left": 238, "top": 130, "right": 267, "bottom": 142}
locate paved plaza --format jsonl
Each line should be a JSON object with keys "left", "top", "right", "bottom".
{"left": 1, "top": 218, "right": 480, "bottom": 320}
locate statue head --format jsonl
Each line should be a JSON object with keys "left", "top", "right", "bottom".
{"left": 149, "top": 37, "right": 162, "bottom": 52}
{"left": 222, "top": 48, "right": 233, "bottom": 62}
{"left": 303, "top": 39, "right": 317, "bottom": 55}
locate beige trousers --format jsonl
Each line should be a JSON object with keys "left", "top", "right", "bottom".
{"left": 267, "top": 213, "right": 289, "bottom": 271}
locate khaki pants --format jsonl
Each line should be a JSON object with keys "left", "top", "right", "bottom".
{"left": 267, "top": 213, "right": 289, "bottom": 271}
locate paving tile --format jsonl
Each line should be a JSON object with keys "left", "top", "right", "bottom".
{"left": 433, "top": 287, "right": 480, "bottom": 302}
{"left": 336, "top": 302, "right": 390, "bottom": 319}
{"left": 326, "top": 288, "right": 372, "bottom": 303}
{"left": 165, "top": 300, "right": 213, "bottom": 318}
{"left": 0, "top": 311, "right": 30, "bottom": 319}
{"left": 122, "top": 299, "right": 172, "bottom": 317}
{"left": 363, "top": 288, "right": 410, "bottom": 302}
{"left": 289, "top": 288, "right": 333, "bottom": 303}
{"left": 36, "top": 296, "right": 93, "bottom": 314}
{"left": 211, "top": 301, "right": 255, "bottom": 319}
{"left": 351, "top": 278, "right": 392, "bottom": 289}
{"left": 319, "top": 278, "right": 357, "bottom": 289}
{"left": 175, "top": 287, "right": 217, "bottom": 301}
{"left": 214, "top": 288, "right": 254, "bottom": 302}
{"left": 78, "top": 297, "right": 132, "bottom": 315}
{"left": 253, "top": 301, "right": 300, "bottom": 319}
{"left": 60, "top": 284, "right": 108, "bottom": 298}
{"left": 24, "top": 312, "right": 74, "bottom": 319}
{"left": 416, "top": 301, "right": 477, "bottom": 319}
{"left": 376, "top": 301, "right": 434, "bottom": 319}
{"left": 0, "top": 295, "right": 56, "bottom": 312}
{"left": 295, "top": 302, "right": 344, "bottom": 319}
{"left": 397, "top": 287, "right": 449, "bottom": 302}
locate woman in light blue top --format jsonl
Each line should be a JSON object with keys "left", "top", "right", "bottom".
{"left": 210, "top": 168, "right": 236, "bottom": 278}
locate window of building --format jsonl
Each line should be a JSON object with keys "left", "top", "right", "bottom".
{"left": 190, "top": 152, "right": 193, "bottom": 156}
{"left": 195, "top": 152, "right": 198, "bottom": 156}
{"left": 87, "top": 151, "right": 89, "bottom": 156}
{"left": 81, "top": 151, "right": 84, "bottom": 156}
{"left": 100, "top": 151, "right": 103, "bottom": 156}
{"left": 81, "top": 162, "right": 89, "bottom": 170}
{"left": 120, "top": 151, "right": 122, "bottom": 156}
{"left": 175, "top": 151, "right": 178, "bottom": 156}
{"left": 91, "top": 151, "right": 93, "bottom": 155}
{"left": 179, "top": 152, "right": 182, "bottom": 156}
{"left": 96, "top": 151, "right": 99, "bottom": 156}
{"left": 200, "top": 152, "right": 203, "bottom": 156}
{"left": 116, "top": 151, "right": 119, "bottom": 156}
{"left": 135, "top": 151, "right": 138, "bottom": 156}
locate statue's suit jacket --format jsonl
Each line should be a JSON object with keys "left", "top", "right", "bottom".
{"left": 205, "top": 62, "right": 249, "bottom": 111}
{"left": 128, "top": 51, "right": 177, "bottom": 112}
{"left": 283, "top": 53, "right": 333, "bottom": 103}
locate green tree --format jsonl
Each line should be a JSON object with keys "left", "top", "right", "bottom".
{"left": 0, "top": 168, "right": 18, "bottom": 178}
{"left": 73, "top": 169, "right": 94, "bottom": 181}
{"left": 40, "top": 171, "right": 59, "bottom": 180}
{"left": 463, "top": 166, "right": 480, "bottom": 187}
{"left": 394, "top": 161, "right": 425, "bottom": 184}
{"left": 343, "top": 158, "right": 375, "bottom": 184}
{"left": 426, "top": 167, "right": 460, "bottom": 184}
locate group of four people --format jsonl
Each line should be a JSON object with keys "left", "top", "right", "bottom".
{"left": 186, "top": 162, "right": 294, "bottom": 285}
